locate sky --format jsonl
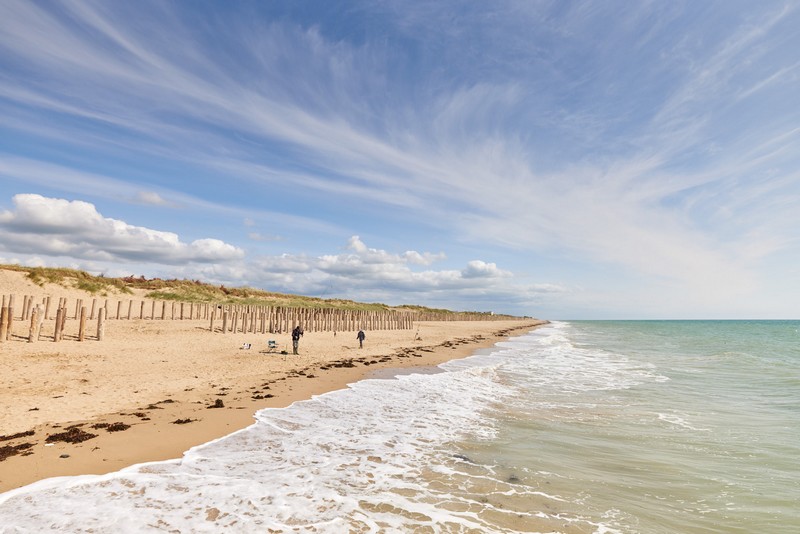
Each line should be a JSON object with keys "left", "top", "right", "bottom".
{"left": 1, "top": 1, "right": 799, "bottom": 319}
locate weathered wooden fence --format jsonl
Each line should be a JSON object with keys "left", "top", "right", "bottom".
{"left": 0, "top": 293, "right": 509, "bottom": 342}
{"left": 207, "top": 304, "right": 416, "bottom": 334}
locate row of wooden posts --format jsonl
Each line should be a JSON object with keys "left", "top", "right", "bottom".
{"left": 1, "top": 294, "right": 108, "bottom": 343}
{"left": 210, "top": 305, "right": 416, "bottom": 335}
{"left": 0, "top": 293, "right": 509, "bottom": 343}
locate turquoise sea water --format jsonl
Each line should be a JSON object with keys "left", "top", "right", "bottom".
{"left": 0, "top": 320, "right": 798, "bottom": 533}
{"left": 458, "top": 320, "right": 800, "bottom": 533}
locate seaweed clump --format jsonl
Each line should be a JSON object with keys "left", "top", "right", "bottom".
{"left": 45, "top": 428, "right": 97, "bottom": 444}
{"left": 0, "top": 443, "right": 34, "bottom": 462}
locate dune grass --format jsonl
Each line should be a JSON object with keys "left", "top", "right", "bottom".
{"left": 13, "top": 266, "right": 133, "bottom": 296}
{"left": 2, "top": 265, "right": 495, "bottom": 316}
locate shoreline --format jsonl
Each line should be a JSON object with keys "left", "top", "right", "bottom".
{"left": 1, "top": 318, "right": 546, "bottom": 493}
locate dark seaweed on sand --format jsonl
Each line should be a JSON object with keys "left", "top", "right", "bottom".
{"left": 0, "top": 430, "right": 35, "bottom": 442}
{"left": 144, "top": 399, "right": 176, "bottom": 410}
{"left": 0, "top": 442, "right": 34, "bottom": 462}
{"left": 45, "top": 427, "right": 97, "bottom": 444}
{"left": 92, "top": 421, "right": 131, "bottom": 431}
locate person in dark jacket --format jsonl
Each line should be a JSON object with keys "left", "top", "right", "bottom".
{"left": 291, "top": 325, "right": 303, "bottom": 354}
{"left": 357, "top": 329, "right": 365, "bottom": 348}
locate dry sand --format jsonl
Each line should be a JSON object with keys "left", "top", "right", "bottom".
{"left": 0, "top": 269, "right": 545, "bottom": 493}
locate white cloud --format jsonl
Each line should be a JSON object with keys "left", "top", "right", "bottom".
{"left": 402, "top": 250, "right": 446, "bottom": 266}
{"left": 0, "top": 198, "right": 564, "bottom": 313}
{"left": 461, "top": 260, "right": 510, "bottom": 279}
{"left": 346, "top": 235, "right": 368, "bottom": 253}
{"left": 241, "top": 236, "right": 557, "bottom": 311}
{"left": 133, "top": 191, "right": 170, "bottom": 206}
{"left": 0, "top": 194, "right": 244, "bottom": 265}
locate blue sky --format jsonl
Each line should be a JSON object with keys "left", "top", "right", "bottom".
{"left": 1, "top": 1, "right": 798, "bottom": 319}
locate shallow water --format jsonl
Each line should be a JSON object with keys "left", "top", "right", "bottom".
{"left": 1, "top": 320, "right": 798, "bottom": 533}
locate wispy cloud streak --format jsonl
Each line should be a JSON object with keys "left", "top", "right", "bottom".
{"left": 0, "top": 1, "right": 798, "bottom": 316}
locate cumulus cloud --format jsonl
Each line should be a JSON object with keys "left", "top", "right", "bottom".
{"left": 402, "top": 250, "right": 446, "bottom": 266}
{"left": 0, "top": 194, "right": 244, "bottom": 265}
{"left": 461, "top": 260, "right": 510, "bottom": 279}
{"left": 346, "top": 235, "right": 368, "bottom": 253}
{"left": 343, "top": 236, "right": 445, "bottom": 267}
{"left": 242, "top": 236, "right": 560, "bottom": 311}
{"left": 0, "top": 194, "right": 560, "bottom": 314}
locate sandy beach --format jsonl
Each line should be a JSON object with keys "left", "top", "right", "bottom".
{"left": 0, "top": 270, "right": 545, "bottom": 493}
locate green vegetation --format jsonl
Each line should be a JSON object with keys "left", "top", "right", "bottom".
{"left": 17, "top": 266, "right": 132, "bottom": 296}
{"left": 120, "top": 276, "right": 399, "bottom": 310}
{"left": 2, "top": 264, "right": 504, "bottom": 316}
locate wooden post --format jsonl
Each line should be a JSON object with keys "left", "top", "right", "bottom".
{"left": 6, "top": 295, "right": 14, "bottom": 339}
{"left": 54, "top": 308, "right": 63, "bottom": 342}
{"left": 44, "top": 296, "right": 51, "bottom": 321}
{"left": 127, "top": 300, "right": 133, "bottom": 320}
{"left": 37, "top": 304, "right": 45, "bottom": 338}
{"left": 79, "top": 306, "right": 87, "bottom": 341}
{"left": 0, "top": 298, "right": 6, "bottom": 343}
{"left": 116, "top": 301, "right": 122, "bottom": 320}
{"left": 97, "top": 307, "right": 106, "bottom": 341}
{"left": 221, "top": 311, "right": 228, "bottom": 333}
{"left": 90, "top": 298, "right": 97, "bottom": 320}
{"left": 28, "top": 305, "right": 40, "bottom": 343}
{"left": 58, "top": 307, "right": 67, "bottom": 340}
{"left": 140, "top": 300, "right": 145, "bottom": 319}
{"left": 161, "top": 301, "right": 166, "bottom": 320}
{"left": 150, "top": 301, "right": 155, "bottom": 320}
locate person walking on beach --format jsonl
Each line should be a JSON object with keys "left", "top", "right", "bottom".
{"left": 357, "top": 329, "right": 365, "bottom": 349}
{"left": 291, "top": 325, "right": 303, "bottom": 355}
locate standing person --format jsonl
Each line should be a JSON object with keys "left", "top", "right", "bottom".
{"left": 357, "top": 329, "right": 365, "bottom": 349}
{"left": 291, "top": 325, "right": 303, "bottom": 354}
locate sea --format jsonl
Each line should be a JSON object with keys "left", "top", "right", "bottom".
{"left": 1, "top": 320, "right": 798, "bottom": 533}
